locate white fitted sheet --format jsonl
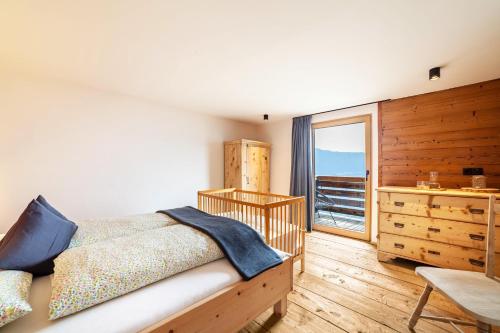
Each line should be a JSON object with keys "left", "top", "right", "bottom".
{"left": 2, "top": 259, "right": 241, "bottom": 333}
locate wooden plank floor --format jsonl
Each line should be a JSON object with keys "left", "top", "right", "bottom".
{"left": 240, "top": 231, "right": 500, "bottom": 333}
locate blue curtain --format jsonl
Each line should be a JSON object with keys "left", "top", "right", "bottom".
{"left": 290, "top": 115, "right": 313, "bottom": 232}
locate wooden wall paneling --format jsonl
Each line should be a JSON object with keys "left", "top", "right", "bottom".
{"left": 380, "top": 79, "right": 500, "bottom": 189}
{"left": 378, "top": 102, "right": 383, "bottom": 187}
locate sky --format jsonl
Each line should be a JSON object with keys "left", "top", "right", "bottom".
{"left": 314, "top": 122, "right": 365, "bottom": 152}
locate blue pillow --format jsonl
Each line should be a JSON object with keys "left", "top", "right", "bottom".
{"left": 36, "top": 195, "right": 68, "bottom": 220}
{"left": 0, "top": 198, "right": 78, "bottom": 276}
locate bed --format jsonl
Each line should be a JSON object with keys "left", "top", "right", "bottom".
{"left": 1, "top": 199, "right": 295, "bottom": 333}
{"left": 198, "top": 188, "right": 306, "bottom": 271}
{"left": 3, "top": 254, "right": 292, "bottom": 333}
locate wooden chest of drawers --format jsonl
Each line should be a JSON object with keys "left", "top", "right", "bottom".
{"left": 377, "top": 186, "right": 500, "bottom": 275}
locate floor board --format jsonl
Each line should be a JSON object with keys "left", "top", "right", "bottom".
{"left": 241, "top": 231, "right": 499, "bottom": 333}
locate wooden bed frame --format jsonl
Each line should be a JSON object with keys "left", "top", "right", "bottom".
{"left": 141, "top": 189, "right": 301, "bottom": 332}
{"left": 142, "top": 256, "right": 293, "bottom": 333}
{"left": 197, "top": 188, "right": 306, "bottom": 271}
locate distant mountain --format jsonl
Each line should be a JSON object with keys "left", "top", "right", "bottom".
{"left": 315, "top": 149, "right": 365, "bottom": 177}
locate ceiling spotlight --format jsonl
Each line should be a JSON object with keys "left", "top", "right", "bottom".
{"left": 429, "top": 67, "right": 440, "bottom": 81}
{"left": 263, "top": 114, "right": 269, "bottom": 121}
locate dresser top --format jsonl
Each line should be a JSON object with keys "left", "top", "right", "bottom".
{"left": 377, "top": 186, "right": 499, "bottom": 199}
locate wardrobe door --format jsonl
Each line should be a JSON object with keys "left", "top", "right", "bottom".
{"left": 224, "top": 143, "right": 242, "bottom": 189}
{"left": 259, "top": 147, "right": 270, "bottom": 193}
{"left": 245, "top": 145, "right": 260, "bottom": 191}
{"left": 246, "top": 145, "right": 270, "bottom": 193}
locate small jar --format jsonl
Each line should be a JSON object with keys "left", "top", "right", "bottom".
{"left": 472, "top": 175, "right": 487, "bottom": 189}
{"left": 429, "top": 171, "right": 439, "bottom": 183}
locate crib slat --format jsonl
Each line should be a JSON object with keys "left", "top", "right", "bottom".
{"left": 273, "top": 207, "right": 280, "bottom": 249}
{"left": 246, "top": 204, "right": 249, "bottom": 226}
{"left": 197, "top": 189, "right": 304, "bottom": 266}
{"left": 253, "top": 206, "right": 256, "bottom": 230}
{"left": 300, "top": 202, "right": 303, "bottom": 254}
{"left": 260, "top": 208, "right": 263, "bottom": 236}
{"left": 240, "top": 203, "right": 243, "bottom": 223}
{"left": 280, "top": 206, "right": 283, "bottom": 251}
{"left": 297, "top": 202, "right": 301, "bottom": 256}
{"left": 270, "top": 208, "right": 274, "bottom": 247}
{"left": 300, "top": 203, "right": 306, "bottom": 254}
{"left": 272, "top": 208, "right": 276, "bottom": 248}
{"left": 290, "top": 205, "right": 293, "bottom": 255}
{"left": 265, "top": 208, "right": 270, "bottom": 244}
{"left": 293, "top": 203, "right": 297, "bottom": 256}
{"left": 285, "top": 206, "right": 293, "bottom": 254}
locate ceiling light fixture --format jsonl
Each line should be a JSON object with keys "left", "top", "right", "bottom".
{"left": 429, "top": 67, "right": 440, "bottom": 81}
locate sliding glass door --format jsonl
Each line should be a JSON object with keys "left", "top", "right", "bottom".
{"left": 312, "top": 115, "right": 372, "bottom": 241}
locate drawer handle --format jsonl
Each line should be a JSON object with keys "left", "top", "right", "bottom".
{"left": 469, "top": 259, "right": 485, "bottom": 267}
{"left": 394, "top": 201, "right": 405, "bottom": 207}
{"left": 394, "top": 243, "right": 405, "bottom": 249}
{"left": 469, "top": 234, "right": 485, "bottom": 241}
{"left": 394, "top": 222, "right": 405, "bottom": 228}
{"left": 469, "top": 208, "right": 484, "bottom": 215}
{"left": 427, "top": 227, "right": 440, "bottom": 233}
{"left": 429, "top": 204, "right": 440, "bottom": 209}
{"left": 428, "top": 250, "right": 440, "bottom": 256}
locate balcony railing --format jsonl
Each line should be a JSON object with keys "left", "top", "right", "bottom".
{"left": 314, "top": 176, "right": 366, "bottom": 219}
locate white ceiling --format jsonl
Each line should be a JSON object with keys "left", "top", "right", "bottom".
{"left": 1, "top": 0, "right": 500, "bottom": 123}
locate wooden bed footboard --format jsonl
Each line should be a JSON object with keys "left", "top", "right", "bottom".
{"left": 197, "top": 188, "right": 306, "bottom": 271}
{"left": 142, "top": 256, "right": 293, "bottom": 333}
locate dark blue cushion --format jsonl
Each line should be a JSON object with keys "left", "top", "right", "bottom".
{"left": 36, "top": 195, "right": 68, "bottom": 220}
{"left": 0, "top": 198, "right": 77, "bottom": 276}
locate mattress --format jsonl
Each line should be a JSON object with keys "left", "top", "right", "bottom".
{"left": 1, "top": 258, "right": 241, "bottom": 333}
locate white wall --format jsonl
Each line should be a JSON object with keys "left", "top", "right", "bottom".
{"left": 258, "top": 118, "right": 293, "bottom": 195}
{"left": 259, "top": 104, "right": 379, "bottom": 242}
{"left": 0, "top": 73, "right": 380, "bottom": 241}
{"left": 0, "top": 74, "right": 258, "bottom": 232}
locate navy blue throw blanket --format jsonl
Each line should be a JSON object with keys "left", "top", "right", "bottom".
{"left": 157, "top": 206, "right": 283, "bottom": 280}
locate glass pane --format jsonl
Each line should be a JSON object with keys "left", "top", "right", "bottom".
{"left": 314, "top": 122, "right": 366, "bottom": 233}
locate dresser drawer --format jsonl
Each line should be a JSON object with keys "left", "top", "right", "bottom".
{"left": 379, "top": 212, "right": 500, "bottom": 252}
{"left": 379, "top": 192, "right": 499, "bottom": 225}
{"left": 378, "top": 233, "right": 500, "bottom": 275}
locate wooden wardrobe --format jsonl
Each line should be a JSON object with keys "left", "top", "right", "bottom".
{"left": 224, "top": 139, "right": 271, "bottom": 193}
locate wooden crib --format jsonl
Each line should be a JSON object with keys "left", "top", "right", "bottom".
{"left": 198, "top": 188, "right": 306, "bottom": 271}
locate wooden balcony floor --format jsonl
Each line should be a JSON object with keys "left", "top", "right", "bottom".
{"left": 240, "top": 231, "right": 498, "bottom": 333}
{"left": 314, "top": 210, "right": 365, "bottom": 232}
